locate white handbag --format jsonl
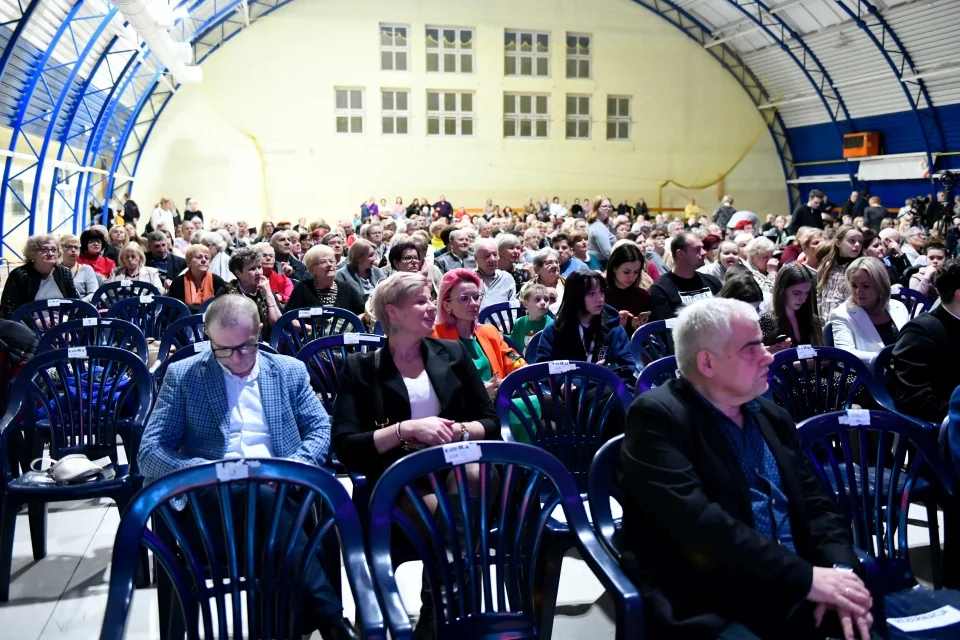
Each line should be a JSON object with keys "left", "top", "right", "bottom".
{"left": 30, "top": 454, "right": 104, "bottom": 484}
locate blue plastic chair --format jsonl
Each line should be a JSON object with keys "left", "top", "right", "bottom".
{"left": 768, "top": 346, "right": 897, "bottom": 423}
{"left": 106, "top": 295, "right": 190, "bottom": 341}
{"left": 524, "top": 329, "right": 543, "bottom": 363}
{"left": 98, "top": 458, "right": 386, "bottom": 640}
{"left": 477, "top": 300, "right": 526, "bottom": 334}
{"left": 629, "top": 320, "right": 675, "bottom": 369}
{"left": 0, "top": 347, "right": 153, "bottom": 601}
{"left": 635, "top": 355, "right": 680, "bottom": 394}
{"left": 10, "top": 298, "right": 99, "bottom": 339}
{"left": 270, "top": 307, "right": 364, "bottom": 356}
{"left": 797, "top": 411, "right": 960, "bottom": 636}
{"left": 372, "top": 320, "right": 385, "bottom": 336}
{"left": 823, "top": 321, "right": 835, "bottom": 347}
{"left": 588, "top": 434, "right": 625, "bottom": 560}
{"left": 90, "top": 280, "right": 161, "bottom": 310}
{"left": 892, "top": 288, "right": 933, "bottom": 319}
{"left": 155, "top": 314, "right": 206, "bottom": 364}
{"left": 197, "top": 296, "right": 216, "bottom": 315}
{"left": 366, "top": 441, "right": 642, "bottom": 640}
{"left": 295, "top": 333, "right": 385, "bottom": 414}
{"left": 36, "top": 318, "right": 149, "bottom": 364}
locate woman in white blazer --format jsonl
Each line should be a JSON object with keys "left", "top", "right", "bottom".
{"left": 828, "top": 256, "right": 910, "bottom": 366}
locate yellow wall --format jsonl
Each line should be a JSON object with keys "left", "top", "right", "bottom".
{"left": 133, "top": 0, "right": 788, "bottom": 226}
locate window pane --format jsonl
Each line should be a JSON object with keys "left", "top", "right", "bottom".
{"left": 444, "top": 53, "right": 456, "bottom": 71}
{"left": 536, "top": 57, "right": 548, "bottom": 76}
{"left": 444, "top": 92, "right": 456, "bottom": 111}
{"left": 335, "top": 90, "right": 347, "bottom": 109}
{"left": 520, "top": 57, "right": 532, "bottom": 75}
{"left": 536, "top": 120, "right": 547, "bottom": 137}
{"left": 396, "top": 51, "right": 407, "bottom": 71}
{"left": 520, "top": 33, "right": 532, "bottom": 48}
{"left": 566, "top": 120, "right": 576, "bottom": 138}
{"left": 606, "top": 122, "right": 616, "bottom": 139}
{"left": 396, "top": 27, "right": 407, "bottom": 43}
{"left": 461, "top": 54, "right": 472, "bottom": 73}
{"left": 520, "top": 120, "right": 532, "bottom": 137}
{"left": 579, "top": 97, "right": 589, "bottom": 114}
{"left": 460, "top": 93, "right": 473, "bottom": 112}
{"left": 427, "top": 117, "right": 440, "bottom": 135}
{"left": 579, "top": 36, "right": 590, "bottom": 53}
{"left": 382, "top": 92, "right": 394, "bottom": 110}
{"left": 351, "top": 116, "right": 363, "bottom": 133}
{"left": 427, "top": 53, "right": 439, "bottom": 72}
{"left": 461, "top": 30, "right": 472, "bottom": 49}
{"left": 504, "top": 94, "right": 515, "bottom": 114}
{"left": 427, "top": 92, "right": 439, "bottom": 112}
{"left": 461, "top": 118, "right": 473, "bottom": 135}
{"left": 505, "top": 32, "right": 516, "bottom": 52}
{"left": 381, "top": 52, "right": 393, "bottom": 70}
{"left": 443, "top": 29, "right": 456, "bottom": 48}
{"left": 350, "top": 90, "right": 362, "bottom": 108}
{"left": 578, "top": 59, "right": 589, "bottom": 78}
{"left": 566, "top": 34, "right": 577, "bottom": 50}
{"left": 382, "top": 117, "right": 394, "bottom": 134}
{"left": 519, "top": 95, "right": 531, "bottom": 114}
{"left": 336, "top": 116, "right": 348, "bottom": 133}
{"left": 397, "top": 117, "right": 408, "bottom": 134}
{"left": 426, "top": 28, "right": 438, "bottom": 48}
{"left": 504, "top": 120, "right": 516, "bottom": 137}
{"left": 444, "top": 118, "right": 457, "bottom": 135}
{"left": 619, "top": 98, "right": 629, "bottom": 116}
{"left": 618, "top": 122, "right": 629, "bottom": 139}
{"left": 566, "top": 95, "right": 576, "bottom": 114}
{"left": 396, "top": 92, "right": 408, "bottom": 110}
{"left": 579, "top": 120, "right": 589, "bottom": 138}
{"left": 380, "top": 27, "right": 393, "bottom": 47}
{"left": 566, "top": 59, "right": 576, "bottom": 78}
{"left": 535, "top": 95, "right": 548, "bottom": 114}
{"left": 505, "top": 56, "right": 516, "bottom": 75}
{"left": 536, "top": 33, "right": 549, "bottom": 52}
{"left": 607, "top": 97, "right": 616, "bottom": 116}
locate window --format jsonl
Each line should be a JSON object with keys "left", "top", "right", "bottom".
{"left": 381, "top": 90, "right": 410, "bottom": 135}
{"left": 566, "top": 33, "right": 591, "bottom": 78}
{"left": 380, "top": 24, "right": 409, "bottom": 71}
{"left": 504, "top": 30, "right": 550, "bottom": 77}
{"left": 503, "top": 93, "right": 549, "bottom": 139}
{"left": 426, "top": 27, "right": 474, "bottom": 73}
{"left": 335, "top": 88, "right": 364, "bottom": 134}
{"left": 566, "top": 95, "right": 591, "bottom": 139}
{"left": 606, "top": 96, "right": 631, "bottom": 140}
{"left": 426, "top": 91, "right": 474, "bottom": 136}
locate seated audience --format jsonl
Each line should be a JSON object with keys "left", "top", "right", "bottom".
{"left": 286, "top": 245, "right": 364, "bottom": 316}
{"left": 59, "top": 233, "right": 98, "bottom": 301}
{"left": 77, "top": 228, "right": 116, "bottom": 278}
{"left": 137, "top": 295, "right": 355, "bottom": 640}
{"left": 890, "top": 258, "right": 960, "bottom": 423}
{"left": 817, "top": 224, "right": 863, "bottom": 318}
{"left": 901, "top": 227, "right": 925, "bottom": 266}
{"left": 145, "top": 231, "right": 187, "bottom": 290}
{"left": 320, "top": 231, "right": 347, "bottom": 270}
{"left": 335, "top": 238, "right": 385, "bottom": 308}
{"left": 536, "top": 270, "right": 634, "bottom": 370}
{"left": 387, "top": 240, "right": 421, "bottom": 276}
{"left": 908, "top": 239, "right": 947, "bottom": 302}
{"left": 497, "top": 233, "right": 531, "bottom": 290}
{"left": 431, "top": 269, "right": 526, "bottom": 399}
{"left": 744, "top": 236, "right": 776, "bottom": 306}
{"left": 436, "top": 228, "right": 477, "bottom": 273}
{"left": 551, "top": 232, "right": 588, "bottom": 277}
{"left": 795, "top": 226, "right": 825, "bottom": 274}
{"left": 604, "top": 242, "right": 651, "bottom": 334}
{"left": 106, "top": 241, "right": 163, "bottom": 289}
{"left": 174, "top": 219, "right": 194, "bottom": 253}
{"left": 198, "top": 231, "right": 236, "bottom": 283}
{"left": 649, "top": 232, "right": 722, "bottom": 320}
{"left": 216, "top": 246, "right": 282, "bottom": 342}
{"left": 273, "top": 229, "right": 309, "bottom": 281}
{"left": 90, "top": 224, "right": 119, "bottom": 264}
{"left": 879, "top": 228, "right": 910, "bottom": 284}
{"left": 167, "top": 244, "right": 226, "bottom": 312}
{"left": 717, "top": 271, "right": 764, "bottom": 311}
{"left": 473, "top": 238, "right": 516, "bottom": 309}
{"left": 829, "top": 257, "right": 908, "bottom": 366}
{"left": 509, "top": 282, "right": 554, "bottom": 349}
{"left": 0, "top": 234, "right": 78, "bottom": 319}
{"left": 621, "top": 297, "right": 872, "bottom": 639}
{"left": 758, "top": 262, "right": 822, "bottom": 351}
{"left": 587, "top": 195, "right": 616, "bottom": 266}
{"left": 698, "top": 240, "right": 741, "bottom": 282}
{"left": 254, "top": 220, "right": 275, "bottom": 244}
{"left": 531, "top": 248, "right": 565, "bottom": 313}
{"left": 255, "top": 242, "right": 293, "bottom": 304}
{"left": 107, "top": 225, "right": 128, "bottom": 257}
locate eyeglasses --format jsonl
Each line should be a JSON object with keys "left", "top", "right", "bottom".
{"left": 211, "top": 342, "right": 258, "bottom": 357}
{"left": 400, "top": 255, "right": 420, "bottom": 263}
{"left": 456, "top": 292, "right": 484, "bottom": 304}
{"left": 540, "top": 260, "right": 559, "bottom": 267}
{"left": 61, "top": 245, "right": 80, "bottom": 251}
{"left": 37, "top": 247, "right": 58, "bottom": 255}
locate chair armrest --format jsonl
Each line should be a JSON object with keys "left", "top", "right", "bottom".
{"left": 348, "top": 472, "right": 370, "bottom": 526}
{"left": 572, "top": 528, "right": 643, "bottom": 640}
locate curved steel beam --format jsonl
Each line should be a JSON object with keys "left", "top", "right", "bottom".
{"left": 627, "top": 0, "right": 801, "bottom": 211}
{"left": 0, "top": 0, "right": 41, "bottom": 82}
{"left": 827, "top": 0, "right": 946, "bottom": 172}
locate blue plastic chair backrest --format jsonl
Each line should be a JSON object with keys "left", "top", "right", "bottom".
{"left": 153, "top": 342, "right": 278, "bottom": 391}
{"left": 295, "top": 334, "right": 385, "bottom": 413}
{"left": 523, "top": 330, "right": 543, "bottom": 363}
{"left": 105, "top": 295, "right": 190, "bottom": 340}
{"left": 98, "top": 458, "right": 386, "bottom": 640}
{"left": 891, "top": 288, "right": 932, "bottom": 319}
{"left": 588, "top": 434, "right": 624, "bottom": 560}
{"left": 629, "top": 320, "right": 675, "bottom": 368}
{"left": 635, "top": 356, "right": 680, "bottom": 394}
{"left": 477, "top": 300, "right": 526, "bottom": 334}
{"left": 823, "top": 322, "right": 835, "bottom": 347}
{"left": 768, "top": 346, "right": 895, "bottom": 422}
{"left": 156, "top": 314, "right": 206, "bottom": 364}
{"left": 197, "top": 296, "right": 216, "bottom": 315}
{"left": 270, "top": 307, "right": 364, "bottom": 356}
{"left": 797, "top": 410, "right": 953, "bottom": 591}
{"left": 366, "top": 441, "right": 640, "bottom": 639}
{"left": 10, "top": 298, "right": 99, "bottom": 339}
{"left": 496, "top": 362, "right": 631, "bottom": 493}
{"left": 36, "top": 318, "right": 149, "bottom": 363}
{"left": 90, "top": 280, "right": 161, "bottom": 309}
{"left": 0, "top": 347, "right": 152, "bottom": 484}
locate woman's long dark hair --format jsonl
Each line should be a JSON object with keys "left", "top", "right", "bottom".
{"left": 718, "top": 273, "right": 763, "bottom": 305}
{"left": 555, "top": 271, "right": 608, "bottom": 358}
{"left": 605, "top": 243, "right": 645, "bottom": 290}
{"left": 773, "top": 262, "right": 824, "bottom": 345}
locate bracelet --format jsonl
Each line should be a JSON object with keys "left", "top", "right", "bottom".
{"left": 395, "top": 421, "right": 405, "bottom": 445}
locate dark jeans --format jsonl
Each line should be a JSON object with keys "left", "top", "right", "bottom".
{"left": 178, "top": 484, "right": 341, "bottom": 633}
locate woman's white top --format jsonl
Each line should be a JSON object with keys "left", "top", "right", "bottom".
{"left": 403, "top": 369, "right": 441, "bottom": 419}
{"left": 828, "top": 299, "right": 910, "bottom": 366}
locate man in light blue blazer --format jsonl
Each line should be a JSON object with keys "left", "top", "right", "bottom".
{"left": 138, "top": 295, "right": 356, "bottom": 640}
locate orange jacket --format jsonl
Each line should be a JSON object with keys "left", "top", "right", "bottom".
{"left": 431, "top": 323, "right": 526, "bottom": 380}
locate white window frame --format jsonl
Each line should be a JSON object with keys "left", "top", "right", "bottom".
{"left": 425, "top": 26, "right": 474, "bottom": 74}
{"left": 335, "top": 88, "right": 365, "bottom": 135}
{"left": 565, "top": 33, "right": 591, "bottom": 79}
{"left": 381, "top": 89, "right": 410, "bottom": 135}
{"left": 606, "top": 95, "right": 631, "bottom": 141}
{"left": 565, "top": 95, "right": 591, "bottom": 140}
{"left": 426, "top": 90, "right": 475, "bottom": 137}
{"left": 379, "top": 24, "right": 410, "bottom": 71}
{"left": 504, "top": 29, "right": 550, "bottom": 77}
{"left": 503, "top": 93, "right": 550, "bottom": 139}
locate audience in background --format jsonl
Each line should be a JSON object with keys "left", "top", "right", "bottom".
{"left": 272, "top": 230, "right": 309, "bottom": 281}
{"left": 106, "top": 242, "right": 163, "bottom": 290}
{"left": 788, "top": 189, "right": 826, "bottom": 234}
{"left": 254, "top": 242, "right": 293, "bottom": 304}
{"left": 743, "top": 236, "right": 777, "bottom": 307}
{"left": 717, "top": 270, "right": 765, "bottom": 311}
{"left": 78, "top": 228, "right": 116, "bottom": 278}
{"left": 909, "top": 239, "right": 948, "bottom": 302}
{"left": 473, "top": 238, "right": 516, "bottom": 309}
{"left": 531, "top": 248, "right": 565, "bottom": 313}
{"left": 587, "top": 195, "right": 616, "bottom": 267}
{"left": 335, "top": 239, "right": 385, "bottom": 311}
{"left": 320, "top": 231, "right": 347, "bottom": 270}
{"left": 59, "top": 233, "right": 99, "bottom": 300}
{"left": 198, "top": 231, "right": 235, "bottom": 284}
{"left": 436, "top": 228, "right": 476, "bottom": 273}
{"left": 552, "top": 232, "right": 588, "bottom": 277}
{"left": 697, "top": 240, "right": 740, "bottom": 282}
{"left": 649, "top": 232, "right": 722, "bottom": 320}
{"left": 1, "top": 235, "right": 78, "bottom": 319}
{"left": 902, "top": 227, "right": 925, "bottom": 266}
{"left": 603, "top": 242, "right": 651, "bottom": 335}
{"left": 216, "top": 246, "right": 282, "bottom": 341}
{"left": 145, "top": 231, "right": 186, "bottom": 290}
{"left": 286, "top": 244, "right": 364, "bottom": 316}
{"left": 758, "top": 262, "right": 822, "bottom": 350}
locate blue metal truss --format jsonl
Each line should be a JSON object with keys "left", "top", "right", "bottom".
{"left": 628, "top": 0, "right": 802, "bottom": 211}
{"left": 826, "top": 0, "right": 946, "bottom": 173}
{"left": 0, "top": 0, "right": 40, "bottom": 83}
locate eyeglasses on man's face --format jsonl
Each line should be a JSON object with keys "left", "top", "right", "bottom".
{"left": 211, "top": 342, "right": 258, "bottom": 358}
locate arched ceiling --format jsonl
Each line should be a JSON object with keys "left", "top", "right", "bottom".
{"left": 0, "top": 0, "right": 956, "bottom": 258}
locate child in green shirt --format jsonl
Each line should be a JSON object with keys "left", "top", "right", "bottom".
{"left": 510, "top": 282, "right": 554, "bottom": 351}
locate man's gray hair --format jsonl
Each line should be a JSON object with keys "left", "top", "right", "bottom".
{"left": 674, "top": 298, "right": 759, "bottom": 378}
{"left": 372, "top": 272, "right": 430, "bottom": 334}
{"left": 904, "top": 227, "right": 923, "bottom": 239}
{"left": 474, "top": 238, "right": 498, "bottom": 255}
{"left": 270, "top": 229, "right": 293, "bottom": 248}
{"left": 145, "top": 231, "right": 167, "bottom": 244}
{"left": 205, "top": 294, "right": 260, "bottom": 331}
{"left": 879, "top": 228, "right": 901, "bottom": 243}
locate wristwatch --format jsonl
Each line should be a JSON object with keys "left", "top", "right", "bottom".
{"left": 460, "top": 422, "right": 470, "bottom": 442}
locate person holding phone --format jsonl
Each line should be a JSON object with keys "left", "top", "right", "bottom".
{"left": 604, "top": 242, "right": 652, "bottom": 335}
{"left": 759, "top": 263, "right": 824, "bottom": 351}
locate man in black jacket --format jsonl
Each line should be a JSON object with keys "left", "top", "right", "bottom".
{"left": 891, "top": 258, "right": 960, "bottom": 423}
{"left": 649, "top": 233, "right": 722, "bottom": 320}
{"left": 788, "top": 189, "right": 826, "bottom": 235}
{"left": 621, "top": 297, "right": 873, "bottom": 639}
{"left": 144, "top": 231, "right": 186, "bottom": 290}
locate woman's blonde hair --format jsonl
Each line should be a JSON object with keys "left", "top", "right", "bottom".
{"left": 108, "top": 225, "right": 128, "bottom": 245}
{"left": 817, "top": 225, "right": 863, "bottom": 292}
{"left": 184, "top": 244, "right": 210, "bottom": 263}
{"left": 118, "top": 241, "right": 146, "bottom": 267}
{"left": 347, "top": 238, "right": 374, "bottom": 273}
{"left": 372, "top": 272, "right": 430, "bottom": 334}
{"left": 845, "top": 256, "right": 891, "bottom": 314}
{"left": 304, "top": 244, "right": 335, "bottom": 270}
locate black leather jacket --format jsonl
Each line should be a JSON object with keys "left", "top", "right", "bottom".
{"left": 0, "top": 263, "right": 79, "bottom": 319}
